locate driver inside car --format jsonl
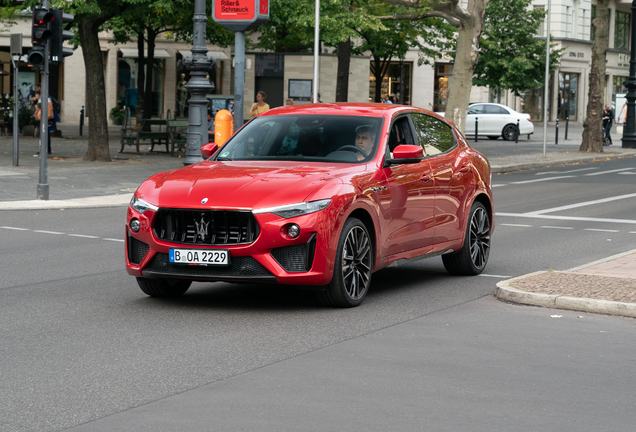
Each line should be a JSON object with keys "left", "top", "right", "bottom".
{"left": 354, "top": 126, "right": 375, "bottom": 160}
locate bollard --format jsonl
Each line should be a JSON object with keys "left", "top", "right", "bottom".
{"left": 79, "top": 105, "right": 84, "bottom": 136}
{"left": 516, "top": 119, "right": 519, "bottom": 143}
{"left": 214, "top": 109, "right": 234, "bottom": 146}
{"left": 555, "top": 118, "right": 559, "bottom": 145}
{"left": 475, "top": 117, "right": 478, "bottom": 142}
{"left": 565, "top": 116, "right": 569, "bottom": 140}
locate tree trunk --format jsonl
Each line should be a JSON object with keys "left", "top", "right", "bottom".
{"left": 136, "top": 30, "right": 145, "bottom": 125}
{"left": 79, "top": 16, "right": 111, "bottom": 162}
{"left": 371, "top": 57, "right": 390, "bottom": 103}
{"left": 143, "top": 28, "right": 157, "bottom": 121}
{"left": 336, "top": 37, "right": 351, "bottom": 102}
{"left": 580, "top": 0, "right": 609, "bottom": 153}
{"left": 444, "top": 0, "right": 488, "bottom": 134}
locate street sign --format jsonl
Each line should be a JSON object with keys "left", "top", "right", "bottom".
{"left": 212, "top": 0, "right": 269, "bottom": 32}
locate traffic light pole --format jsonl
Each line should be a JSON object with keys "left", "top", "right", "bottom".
{"left": 37, "top": 0, "right": 50, "bottom": 200}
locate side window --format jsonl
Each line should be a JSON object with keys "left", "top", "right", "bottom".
{"left": 388, "top": 116, "right": 414, "bottom": 152}
{"left": 467, "top": 104, "right": 483, "bottom": 115}
{"left": 410, "top": 113, "right": 456, "bottom": 156}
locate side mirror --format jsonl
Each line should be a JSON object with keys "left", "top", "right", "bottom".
{"left": 385, "top": 144, "right": 423, "bottom": 166}
{"left": 201, "top": 142, "right": 219, "bottom": 158}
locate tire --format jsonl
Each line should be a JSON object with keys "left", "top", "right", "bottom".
{"left": 317, "top": 218, "right": 373, "bottom": 308}
{"left": 502, "top": 124, "right": 518, "bottom": 141}
{"left": 487, "top": 136, "right": 499, "bottom": 140}
{"left": 442, "top": 202, "right": 491, "bottom": 276}
{"left": 136, "top": 277, "right": 192, "bottom": 297}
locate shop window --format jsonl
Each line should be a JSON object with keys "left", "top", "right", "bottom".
{"left": 369, "top": 61, "right": 411, "bottom": 105}
{"left": 433, "top": 63, "right": 452, "bottom": 113}
{"left": 118, "top": 57, "right": 164, "bottom": 117}
{"left": 615, "top": 11, "right": 630, "bottom": 50}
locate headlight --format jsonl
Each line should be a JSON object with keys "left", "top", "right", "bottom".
{"left": 130, "top": 196, "right": 159, "bottom": 214}
{"left": 253, "top": 199, "right": 331, "bottom": 218}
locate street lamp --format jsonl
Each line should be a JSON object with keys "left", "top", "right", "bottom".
{"left": 621, "top": 0, "right": 636, "bottom": 148}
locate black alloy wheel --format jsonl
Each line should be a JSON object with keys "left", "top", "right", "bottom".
{"left": 502, "top": 124, "right": 519, "bottom": 141}
{"left": 317, "top": 218, "right": 373, "bottom": 307}
{"left": 136, "top": 277, "right": 192, "bottom": 297}
{"left": 442, "top": 202, "right": 491, "bottom": 275}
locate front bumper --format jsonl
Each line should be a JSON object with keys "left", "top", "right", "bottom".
{"left": 125, "top": 205, "right": 338, "bottom": 286}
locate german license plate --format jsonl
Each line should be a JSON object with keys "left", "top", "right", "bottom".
{"left": 169, "top": 248, "right": 229, "bottom": 266}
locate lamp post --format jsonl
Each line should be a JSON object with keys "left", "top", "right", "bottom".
{"left": 183, "top": 0, "right": 215, "bottom": 165}
{"left": 621, "top": 0, "right": 636, "bottom": 148}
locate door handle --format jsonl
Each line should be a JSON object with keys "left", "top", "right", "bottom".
{"left": 420, "top": 174, "right": 432, "bottom": 181}
{"left": 457, "top": 165, "right": 470, "bottom": 174}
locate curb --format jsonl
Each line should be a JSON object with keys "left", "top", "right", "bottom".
{"left": 495, "top": 271, "right": 636, "bottom": 318}
{"left": 490, "top": 151, "right": 636, "bottom": 174}
{"left": 0, "top": 193, "right": 133, "bottom": 211}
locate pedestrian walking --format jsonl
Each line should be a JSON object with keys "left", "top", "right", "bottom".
{"left": 602, "top": 104, "right": 614, "bottom": 146}
{"left": 248, "top": 91, "right": 270, "bottom": 118}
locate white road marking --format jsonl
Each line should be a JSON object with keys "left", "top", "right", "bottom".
{"left": 68, "top": 234, "right": 101, "bottom": 239}
{"left": 102, "top": 238, "right": 124, "bottom": 243}
{"left": 491, "top": 184, "right": 507, "bottom": 187}
{"left": 584, "top": 228, "right": 620, "bottom": 233}
{"left": 479, "top": 274, "right": 512, "bottom": 278}
{"left": 33, "top": 230, "right": 64, "bottom": 235}
{"left": 500, "top": 223, "right": 532, "bottom": 227}
{"left": 619, "top": 171, "right": 636, "bottom": 175}
{"left": 541, "top": 226, "right": 574, "bottom": 230}
{"left": 0, "top": 226, "right": 29, "bottom": 231}
{"left": 496, "top": 212, "right": 636, "bottom": 225}
{"left": 536, "top": 167, "right": 597, "bottom": 175}
{"left": 584, "top": 168, "right": 635, "bottom": 176}
{"left": 510, "top": 175, "right": 576, "bottom": 184}
{"left": 524, "top": 192, "right": 636, "bottom": 215}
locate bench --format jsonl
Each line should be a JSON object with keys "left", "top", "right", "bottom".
{"left": 120, "top": 115, "right": 169, "bottom": 154}
{"left": 167, "top": 119, "right": 189, "bottom": 156}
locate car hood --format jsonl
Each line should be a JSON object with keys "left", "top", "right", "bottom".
{"left": 136, "top": 161, "right": 350, "bottom": 210}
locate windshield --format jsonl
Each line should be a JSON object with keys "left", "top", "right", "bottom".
{"left": 214, "top": 115, "right": 384, "bottom": 163}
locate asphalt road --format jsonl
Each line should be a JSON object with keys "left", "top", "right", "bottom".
{"left": 1, "top": 156, "right": 635, "bottom": 431}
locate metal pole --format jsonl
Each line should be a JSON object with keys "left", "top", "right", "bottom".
{"left": 233, "top": 31, "right": 245, "bottom": 130}
{"left": 516, "top": 119, "right": 519, "bottom": 143}
{"left": 183, "top": 0, "right": 215, "bottom": 165}
{"left": 11, "top": 51, "right": 19, "bottom": 167}
{"left": 542, "top": 0, "right": 551, "bottom": 157}
{"left": 621, "top": 0, "right": 636, "bottom": 148}
{"left": 555, "top": 118, "right": 559, "bottom": 145}
{"left": 565, "top": 116, "right": 569, "bottom": 139}
{"left": 37, "top": 0, "right": 50, "bottom": 200}
{"left": 475, "top": 117, "right": 478, "bottom": 142}
{"left": 79, "top": 105, "right": 84, "bottom": 136}
{"left": 313, "top": 0, "right": 320, "bottom": 102}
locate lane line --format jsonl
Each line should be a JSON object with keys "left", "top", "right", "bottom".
{"left": 536, "top": 167, "right": 597, "bottom": 175}
{"left": 68, "top": 234, "right": 101, "bottom": 239}
{"left": 584, "top": 168, "right": 635, "bottom": 176}
{"left": 541, "top": 226, "right": 574, "bottom": 230}
{"left": 33, "top": 230, "right": 64, "bottom": 235}
{"left": 584, "top": 228, "right": 620, "bottom": 233}
{"left": 102, "top": 238, "right": 124, "bottom": 243}
{"left": 500, "top": 223, "right": 532, "bottom": 227}
{"left": 491, "top": 184, "right": 507, "bottom": 188}
{"left": 0, "top": 226, "right": 29, "bottom": 231}
{"left": 496, "top": 212, "right": 636, "bottom": 225}
{"left": 523, "top": 192, "right": 636, "bottom": 215}
{"left": 510, "top": 175, "right": 576, "bottom": 184}
{"left": 479, "top": 274, "right": 512, "bottom": 278}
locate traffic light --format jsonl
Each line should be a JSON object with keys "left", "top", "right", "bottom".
{"left": 50, "top": 8, "right": 74, "bottom": 64}
{"left": 31, "top": 6, "right": 54, "bottom": 48}
{"left": 27, "top": 47, "right": 45, "bottom": 68}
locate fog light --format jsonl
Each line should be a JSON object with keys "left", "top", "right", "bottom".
{"left": 287, "top": 224, "right": 300, "bottom": 238}
{"left": 130, "top": 218, "right": 141, "bottom": 233}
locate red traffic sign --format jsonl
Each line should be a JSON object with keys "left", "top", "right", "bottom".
{"left": 212, "top": 0, "right": 269, "bottom": 32}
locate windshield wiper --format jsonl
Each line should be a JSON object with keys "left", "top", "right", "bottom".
{"left": 216, "top": 157, "right": 233, "bottom": 161}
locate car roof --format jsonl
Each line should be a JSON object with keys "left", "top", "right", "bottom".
{"left": 260, "top": 102, "right": 435, "bottom": 119}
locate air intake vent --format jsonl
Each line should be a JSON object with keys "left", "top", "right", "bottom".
{"left": 128, "top": 235, "right": 149, "bottom": 265}
{"left": 153, "top": 209, "right": 260, "bottom": 245}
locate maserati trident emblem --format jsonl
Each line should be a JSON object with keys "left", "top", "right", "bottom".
{"left": 194, "top": 215, "right": 209, "bottom": 241}
{"left": 201, "top": 198, "right": 208, "bottom": 204}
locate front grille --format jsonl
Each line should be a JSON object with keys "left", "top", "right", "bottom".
{"left": 271, "top": 234, "right": 316, "bottom": 272}
{"left": 128, "top": 233, "right": 149, "bottom": 265}
{"left": 153, "top": 209, "right": 259, "bottom": 245}
{"left": 144, "top": 253, "right": 274, "bottom": 281}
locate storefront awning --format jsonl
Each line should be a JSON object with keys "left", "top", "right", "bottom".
{"left": 119, "top": 48, "right": 172, "bottom": 59}
{"left": 178, "top": 50, "right": 229, "bottom": 60}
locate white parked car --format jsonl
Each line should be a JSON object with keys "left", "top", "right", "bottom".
{"left": 437, "top": 103, "right": 534, "bottom": 141}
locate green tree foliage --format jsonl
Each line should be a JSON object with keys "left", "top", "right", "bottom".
{"left": 472, "top": 0, "right": 562, "bottom": 95}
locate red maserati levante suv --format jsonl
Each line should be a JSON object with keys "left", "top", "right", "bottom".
{"left": 125, "top": 103, "right": 494, "bottom": 307}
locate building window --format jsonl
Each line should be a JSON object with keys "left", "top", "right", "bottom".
{"left": 535, "top": 6, "right": 545, "bottom": 37}
{"left": 118, "top": 57, "right": 164, "bottom": 118}
{"left": 369, "top": 61, "right": 412, "bottom": 105}
{"left": 433, "top": 63, "right": 452, "bottom": 112}
{"left": 615, "top": 11, "right": 630, "bottom": 50}
{"left": 590, "top": 6, "right": 596, "bottom": 40}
